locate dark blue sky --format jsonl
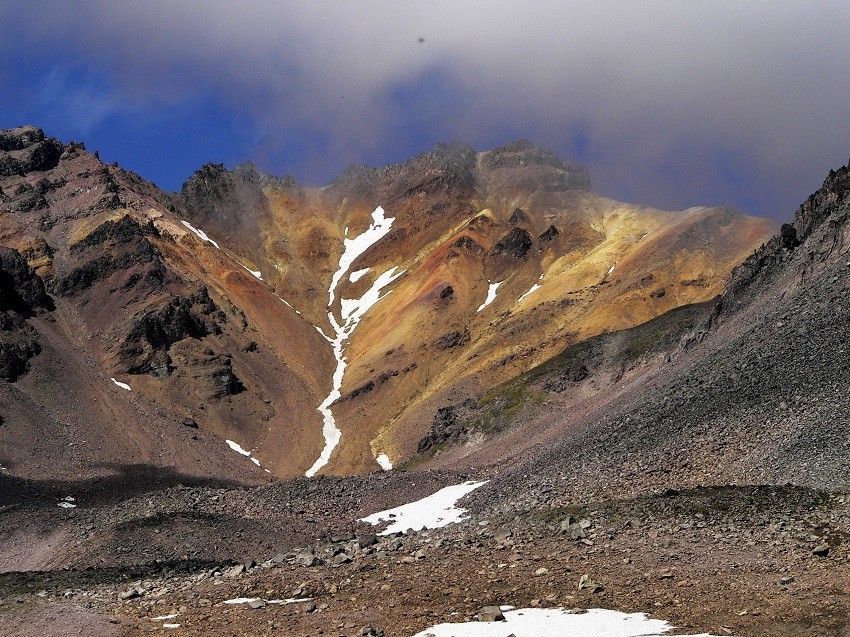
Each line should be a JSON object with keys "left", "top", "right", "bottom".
{"left": 2, "top": 2, "right": 849, "bottom": 220}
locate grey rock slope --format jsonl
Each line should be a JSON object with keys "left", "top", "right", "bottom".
{"left": 482, "top": 160, "right": 850, "bottom": 511}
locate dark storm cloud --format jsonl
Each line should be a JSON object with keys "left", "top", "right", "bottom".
{"left": 2, "top": 1, "right": 849, "bottom": 218}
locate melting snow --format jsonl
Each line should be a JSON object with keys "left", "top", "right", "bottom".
{"left": 608, "top": 264, "right": 616, "bottom": 275}
{"left": 180, "top": 220, "right": 220, "bottom": 249}
{"left": 349, "top": 267, "right": 370, "bottom": 283}
{"left": 110, "top": 377, "right": 132, "bottom": 391}
{"left": 517, "top": 283, "right": 541, "bottom": 304}
{"left": 241, "top": 264, "right": 263, "bottom": 280}
{"left": 375, "top": 453, "right": 393, "bottom": 471}
{"left": 151, "top": 614, "right": 179, "bottom": 622}
{"left": 306, "top": 206, "right": 401, "bottom": 477}
{"left": 163, "top": 624, "right": 181, "bottom": 629}
{"left": 223, "top": 597, "right": 313, "bottom": 605}
{"left": 276, "top": 294, "right": 303, "bottom": 316}
{"left": 57, "top": 496, "right": 77, "bottom": 509}
{"left": 328, "top": 206, "right": 394, "bottom": 307}
{"left": 360, "top": 480, "right": 487, "bottom": 535}
{"left": 476, "top": 281, "right": 502, "bottom": 312}
{"left": 411, "top": 607, "right": 731, "bottom": 637}
{"left": 226, "top": 439, "right": 262, "bottom": 468}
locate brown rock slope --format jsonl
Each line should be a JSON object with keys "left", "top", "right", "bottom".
{"left": 174, "top": 140, "right": 774, "bottom": 475}
{"left": 0, "top": 126, "right": 332, "bottom": 483}
{"left": 0, "top": 127, "right": 776, "bottom": 481}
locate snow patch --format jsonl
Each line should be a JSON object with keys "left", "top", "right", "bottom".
{"left": 476, "top": 281, "right": 502, "bottom": 312}
{"left": 180, "top": 220, "right": 220, "bottom": 249}
{"left": 110, "top": 377, "right": 132, "bottom": 391}
{"left": 328, "top": 206, "right": 395, "bottom": 307}
{"left": 375, "top": 453, "right": 393, "bottom": 471}
{"left": 516, "top": 283, "right": 541, "bottom": 304}
{"left": 241, "top": 264, "right": 263, "bottom": 280}
{"left": 223, "top": 597, "right": 313, "bottom": 606}
{"left": 411, "top": 607, "right": 732, "bottom": 637}
{"left": 360, "top": 480, "right": 487, "bottom": 535}
{"left": 225, "top": 439, "right": 263, "bottom": 468}
{"left": 162, "top": 624, "right": 181, "bottom": 629}
{"left": 608, "top": 264, "right": 615, "bottom": 275}
{"left": 151, "top": 614, "right": 179, "bottom": 622}
{"left": 57, "top": 496, "right": 77, "bottom": 509}
{"left": 349, "top": 267, "right": 370, "bottom": 283}
{"left": 306, "top": 207, "right": 401, "bottom": 477}
{"left": 276, "top": 295, "right": 303, "bottom": 316}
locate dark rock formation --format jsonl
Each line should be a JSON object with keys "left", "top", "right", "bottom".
{"left": 417, "top": 404, "right": 473, "bottom": 453}
{"left": 55, "top": 216, "right": 165, "bottom": 296}
{"left": 508, "top": 207, "right": 529, "bottom": 224}
{"left": 491, "top": 228, "right": 534, "bottom": 259}
{"left": 538, "top": 225, "right": 559, "bottom": 242}
{"left": 0, "top": 126, "right": 63, "bottom": 177}
{"left": 434, "top": 329, "right": 470, "bottom": 350}
{"left": 0, "top": 246, "right": 53, "bottom": 381}
{"left": 0, "top": 247, "right": 52, "bottom": 315}
{"left": 118, "top": 288, "right": 226, "bottom": 376}
{"left": 453, "top": 236, "right": 485, "bottom": 254}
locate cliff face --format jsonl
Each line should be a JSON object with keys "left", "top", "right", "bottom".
{"left": 0, "top": 126, "right": 774, "bottom": 480}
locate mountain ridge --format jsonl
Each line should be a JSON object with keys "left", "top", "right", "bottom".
{"left": 0, "top": 125, "right": 774, "bottom": 480}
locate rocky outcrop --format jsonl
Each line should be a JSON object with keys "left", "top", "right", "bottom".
{"left": 0, "top": 246, "right": 52, "bottom": 314}
{"left": 417, "top": 403, "right": 474, "bottom": 453}
{"left": 491, "top": 227, "right": 534, "bottom": 259}
{"left": 711, "top": 160, "right": 850, "bottom": 326}
{"left": 508, "top": 207, "right": 529, "bottom": 224}
{"left": 117, "top": 288, "right": 226, "bottom": 376}
{"left": 0, "top": 126, "right": 63, "bottom": 177}
{"left": 0, "top": 246, "right": 53, "bottom": 381}
{"left": 538, "top": 225, "right": 559, "bottom": 242}
{"left": 433, "top": 329, "right": 470, "bottom": 350}
{"left": 54, "top": 216, "right": 166, "bottom": 296}
{"left": 480, "top": 140, "right": 590, "bottom": 191}
{"left": 452, "top": 235, "right": 485, "bottom": 255}
{"left": 179, "top": 162, "right": 293, "bottom": 238}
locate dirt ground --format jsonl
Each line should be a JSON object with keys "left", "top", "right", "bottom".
{"left": 1, "top": 481, "right": 848, "bottom": 637}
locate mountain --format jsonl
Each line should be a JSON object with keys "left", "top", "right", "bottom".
{"left": 4, "top": 126, "right": 850, "bottom": 637}
{"left": 0, "top": 127, "right": 773, "bottom": 484}
{"left": 432, "top": 155, "right": 850, "bottom": 505}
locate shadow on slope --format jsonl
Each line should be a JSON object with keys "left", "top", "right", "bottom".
{"left": 0, "top": 463, "right": 242, "bottom": 507}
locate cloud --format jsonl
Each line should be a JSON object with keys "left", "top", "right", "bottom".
{"left": 2, "top": 1, "right": 849, "bottom": 217}
{"left": 38, "top": 66, "right": 128, "bottom": 133}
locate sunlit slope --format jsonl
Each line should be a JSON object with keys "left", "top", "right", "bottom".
{"left": 178, "top": 142, "right": 773, "bottom": 475}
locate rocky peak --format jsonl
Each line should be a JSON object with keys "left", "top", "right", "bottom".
{"left": 0, "top": 125, "right": 49, "bottom": 151}
{"left": 708, "top": 159, "right": 850, "bottom": 328}
{"left": 793, "top": 160, "right": 850, "bottom": 241}
{"left": 480, "top": 140, "right": 590, "bottom": 191}
{"left": 0, "top": 126, "right": 63, "bottom": 177}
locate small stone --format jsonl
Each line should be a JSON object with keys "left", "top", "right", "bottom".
{"left": 534, "top": 567, "right": 549, "bottom": 576}
{"left": 478, "top": 606, "right": 505, "bottom": 622}
{"left": 813, "top": 543, "right": 830, "bottom": 557}
{"left": 120, "top": 587, "right": 144, "bottom": 601}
